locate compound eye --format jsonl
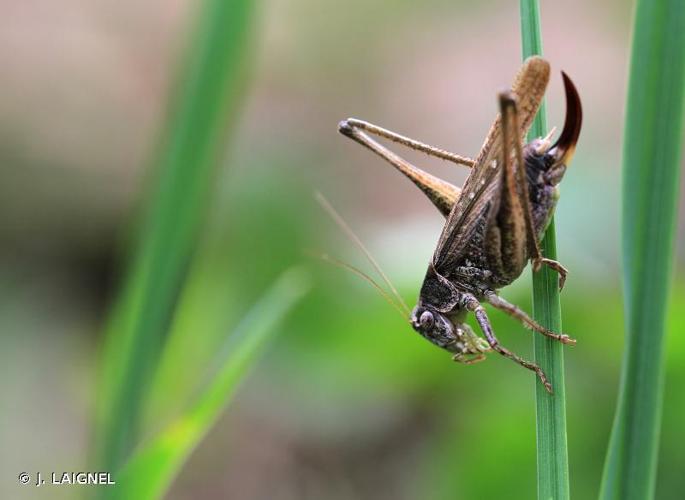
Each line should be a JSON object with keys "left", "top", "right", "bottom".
{"left": 419, "top": 310, "right": 435, "bottom": 329}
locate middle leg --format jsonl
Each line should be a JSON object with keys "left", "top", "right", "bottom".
{"left": 466, "top": 297, "right": 553, "bottom": 393}
{"left": 485, "top": 292, "right": 575, "bottom": 345}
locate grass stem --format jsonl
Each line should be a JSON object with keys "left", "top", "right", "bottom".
{"left": 519, "top": 1, "right": 570, "bottom": 498}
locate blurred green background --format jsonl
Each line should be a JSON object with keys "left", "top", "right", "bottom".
{"left": 1, "top": 0, "right": 684, "bottom": 499}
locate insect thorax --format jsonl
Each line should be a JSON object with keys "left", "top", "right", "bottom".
{"left": 417, "top": 143, "right": 563, "bottom": 314}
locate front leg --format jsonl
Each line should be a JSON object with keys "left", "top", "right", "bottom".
{"left": 452, "top": 352, "right": 487, "bottom": 365}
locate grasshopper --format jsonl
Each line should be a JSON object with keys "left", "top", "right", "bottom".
{"left": 338, "top": 56, "right": 582, "bottom": 392}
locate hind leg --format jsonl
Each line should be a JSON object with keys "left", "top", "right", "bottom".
{"left": 499, "top": 92, "right": 568, "bottom": 290}
{"left": 338, "top": 119, "right": 471, "bottom": 217}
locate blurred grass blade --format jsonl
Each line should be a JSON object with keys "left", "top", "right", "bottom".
{"left": 111, "top": 269, "right": 310, "bottom": 500}
{"left": 141, "top": 227, "right": 240, "bottom": 430}
{"left": 600, "top": 1, "right": 685, "bottom": 498}
{"left": 519, "top": 1, "right": 570, "bottom": 499}
{"left": 94, "top": 0, "right": 255, "bottom": 471}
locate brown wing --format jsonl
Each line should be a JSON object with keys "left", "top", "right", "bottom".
{"left": 432, "top": 56, "right": 550, "bottom": 272}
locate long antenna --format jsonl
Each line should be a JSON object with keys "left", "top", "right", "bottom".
{"left": 317, "top": 253, "right": 408, "bottom": 319}
{"left": 315, "top": 191, "right": 411, "bottom": 316}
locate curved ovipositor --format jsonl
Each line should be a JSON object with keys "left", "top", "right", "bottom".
{"left": 550, "top": 71, "right": 583, "bottom": 167}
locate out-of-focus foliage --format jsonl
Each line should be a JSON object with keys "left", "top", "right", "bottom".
{"left": 601, "top": 1, "right": 685, "bottom": 499}
{"left": 94, "top": 0, "right": 256, "bottom": 474}
{"left": 114, "top": 270, "right": 309, "bottom": 500}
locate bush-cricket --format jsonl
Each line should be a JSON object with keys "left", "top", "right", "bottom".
{"left": 333, "top": 56, "right": 582, "bottom": 392}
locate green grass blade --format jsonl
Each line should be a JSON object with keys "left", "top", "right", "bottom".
{"left": 141, "top": 227, "right": 240, "bottom": 430}
{"left": 94, "top": 0, "right": 255, "bottom": 471}
{"left": 111, "top": 269, "right": 310, "bottom": 500}
{"left": 600, "top": 1, "right": 685, "bottom": 499}
{"left": 519, "top": 1, "right": 570, "bottom": 499}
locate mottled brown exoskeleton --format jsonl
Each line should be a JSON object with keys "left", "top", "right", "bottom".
{"left": 338, "top": 57, "right": 582, "bottom": 392}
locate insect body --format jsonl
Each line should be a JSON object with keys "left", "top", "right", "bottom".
{"left": 338, "top": 57, "right": 582, "bottom": 392}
